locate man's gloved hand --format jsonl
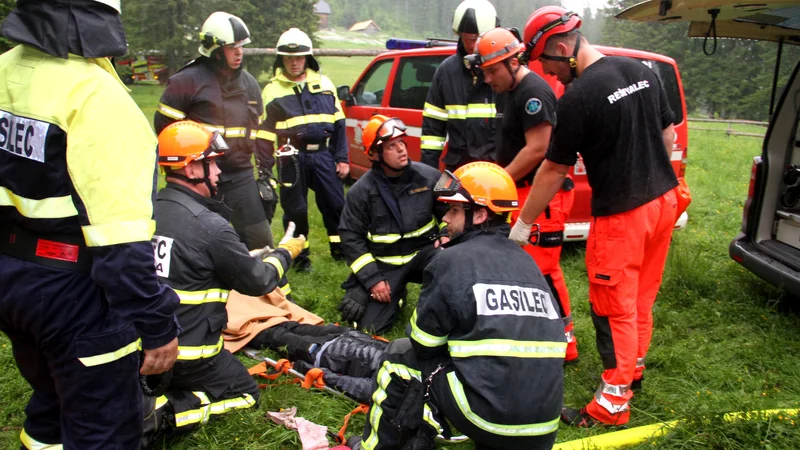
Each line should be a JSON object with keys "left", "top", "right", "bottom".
{"left": 338, "top": 289, "right": 369, "bottom": 322}
{"left": 509, "top": 218, "right": 533, "bottom": 246}
{"left": 277, "top": 221, "right": 306, "bottom": 259}
{"left": 257, "top": 171, "right": 277, "bottom": 203}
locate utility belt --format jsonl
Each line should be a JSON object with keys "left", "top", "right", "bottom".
{"left": 294, "top": 138, "right": 329, "bottom": 153}
{"left": 0, "top": 223, "right": 92, "bottom": 272}
{"left": 527, "top": 224, "right": 565, "bottom": 248}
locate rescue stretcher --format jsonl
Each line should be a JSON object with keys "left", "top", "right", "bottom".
{"left": 242, "top": 347, "right": 470, "bottom": 446}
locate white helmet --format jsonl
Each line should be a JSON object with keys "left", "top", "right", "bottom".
{"left": 198, "top": 11, "right": 251, "bottom": 57}
{"left": 452, "top": 0, "right": 498, "bottom": 35}
{"left": 276, "top": 28, "right": 313, "bottom": 56}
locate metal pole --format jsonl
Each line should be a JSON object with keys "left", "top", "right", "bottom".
{"left": 769, "top": 37, "right": 784, "bottom": 118}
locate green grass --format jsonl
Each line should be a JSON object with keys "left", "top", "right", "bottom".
{"left": 3, "top": 85, "right": 800, "bottom": 449}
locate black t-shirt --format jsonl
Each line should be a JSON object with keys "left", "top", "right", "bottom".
{"left": 546, "top": 56, "right": 678, "bottom": 216}
{"left": 496, "top": 71, "right": 557, "bottom": 185}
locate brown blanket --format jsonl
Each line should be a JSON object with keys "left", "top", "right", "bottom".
{"left": 223, "top": 288, "right": 324, "bottom": 353}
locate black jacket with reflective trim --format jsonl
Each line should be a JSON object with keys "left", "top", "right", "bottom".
{"left": 154, "top": 58, "right": 266, "bottom": 178}
{"left": 421, "top": 42, "right": 497, "bottom": 169}
{"left": 339, "top": 162, "right": 446, "bottom": 289}
{"left": 153, "top": 184, "right": 291, "bottom": 357}
{"left": 410, "top": 227, "right": 565, "bottom": 427}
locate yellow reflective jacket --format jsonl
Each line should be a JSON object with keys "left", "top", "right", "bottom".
{"left": 0, "top": 45, "right": 179, "bottom": 348}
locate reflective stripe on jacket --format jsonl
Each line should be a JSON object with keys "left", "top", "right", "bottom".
{"left": 409, "top": 228, "right": 565, "bottom": 433}
{"left": 421, "top": 44, "right": 496, "bottom": 169}
{"left": 154, "top": 57, "right": 266, "bottom": 176}
{"left": 154, "top": 184, "right": 291, "bottom": 360}
{"left": 339, "top": 162, "right": 446, "bottom": 289}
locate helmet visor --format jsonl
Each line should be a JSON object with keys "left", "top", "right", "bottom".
{"left": 200, "top": 131, "right": 228, "bottom": 160}
{"left": 434, "top": 170, "right": 474, "bottom": 203}
{"left": 375, "top": 118, "right": 407, "bottom": 147}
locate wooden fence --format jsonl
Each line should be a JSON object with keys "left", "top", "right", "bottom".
{"left": 688, "top": 118, "right": 768, "bottom": 138}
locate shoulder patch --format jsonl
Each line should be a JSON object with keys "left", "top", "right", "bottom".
{"left": 0, "top": 110, "right": 51, "bottom": 163}
{"left": 525, "top": 98, "right": 542, "bottom": 116}
{"left": 152, "top": 235, "right": 174, "bottom": 278}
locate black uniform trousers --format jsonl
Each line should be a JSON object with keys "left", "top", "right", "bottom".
{"left": 280, "top": 149, "right": 345, "bottom": 264}
{"left": 0, "top": 255, "right": 142, "bottom": 450}
{"left": 218, "top": 169, "right": 274, "bottom": 251}
{"left": 162, "top": 349, "right": 259, "bottom": 432}
{"left": 343, "top": 246, "right": 440, "bottom": 335}
{"left": 359, "top": 339, "right": 558, "bottom": 450}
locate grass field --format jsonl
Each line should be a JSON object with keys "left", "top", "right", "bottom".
{"left": 2, "top": 83, "right": 800, "bottom": 449}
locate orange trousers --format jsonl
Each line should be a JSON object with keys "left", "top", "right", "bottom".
{"left": 512, "top": 185, "right": 578, "bottom": 361}
{"left": 584, "top": 188, "right": 677, "bottom": 425}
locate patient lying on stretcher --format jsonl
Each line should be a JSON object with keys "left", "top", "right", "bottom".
{"left": 222, "top": 289, "right": 388, "bottom": 404}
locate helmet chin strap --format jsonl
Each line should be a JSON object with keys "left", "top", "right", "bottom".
{"left": 167, "top": 160, "right": 218, "bottom": 197}
{"left": 541, "top": 31, "right": 582, "bottom": 80}
{"left": 504, "top": 59, "right": 522, "bottom": 91}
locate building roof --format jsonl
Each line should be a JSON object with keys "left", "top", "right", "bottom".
{"left": 313, "top": 0, "right": 332, "bottom": 15}
{"left": 349, "top": 20, "right": 381, "bottom": 32}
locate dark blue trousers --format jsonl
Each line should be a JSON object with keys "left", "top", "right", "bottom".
{"left": 0, "top": 255, "right": 142, "bottom": 450}
{"left": 280, "top": 149, "right": 345, "bottom": 262}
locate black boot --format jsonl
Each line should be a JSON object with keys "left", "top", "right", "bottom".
{"left": 141, "top": 396, "right": 174, "bottom": 449}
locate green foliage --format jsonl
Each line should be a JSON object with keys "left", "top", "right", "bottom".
{"left": 600, "top": 0, "right": 800, "bottom": 121}
{"left": 123, "top": 0, "right": 319, "bottom": 75}
{"left": 0, "top": 0, "right": 15, "bottom": 53}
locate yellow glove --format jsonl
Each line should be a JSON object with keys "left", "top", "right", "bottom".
{"left": 277, "top": 222, "right": 306, "bottom": 260}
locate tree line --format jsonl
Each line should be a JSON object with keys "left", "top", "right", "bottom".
{"left": 0, "top": 0, "right": 796, "bottom": 120}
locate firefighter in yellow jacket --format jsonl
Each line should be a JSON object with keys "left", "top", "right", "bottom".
{"left": 259, "top": 28, "right": 349, "bottom": 272}
{"left": 0, "top": 1, "right": 179, "bottom": 448}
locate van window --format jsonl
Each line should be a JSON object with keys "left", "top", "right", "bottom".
{"left": 354, "top": 59, "right": 393, "bottom": 106}
{"left": 389, "top": 55, "right": 447, "bottom": 110}
{"left": 637, "top": 59, "right": 684, "bottom": 125}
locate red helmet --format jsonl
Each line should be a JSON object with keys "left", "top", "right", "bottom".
{"left": 523, "top": 6, "right": 581, "bottom": 61}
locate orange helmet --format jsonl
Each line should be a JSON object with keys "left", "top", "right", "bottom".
{"left": 361, "top": 115, "right": 407, "bottom": 157}
{"left": 523, "top": 6, "right": 581, "bottom": 61}
{"left": 434, "top": 161, "right": 518, "bottom": 213}
{"left": 157, "top": 121, "right": 228, "bottom": 168}
{"left": 470, "top": 27, "right": 525, "bottom": 68}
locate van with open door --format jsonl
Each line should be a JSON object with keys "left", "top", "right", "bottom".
{"left": 619, "top": 0, "right": 800, "bottom": 295}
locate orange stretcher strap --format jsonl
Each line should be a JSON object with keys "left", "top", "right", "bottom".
{"left": 301, "top": 368, "right": 326, "bottom": 389}
{"left": 337, "top": 404, "right": 370, "bottom": 444}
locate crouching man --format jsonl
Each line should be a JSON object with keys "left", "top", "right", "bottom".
{"left": 338, "top": 115, "right": 447, "bottom": 334}
{"left": 347, "top": 162, "right": 566, "bottom": 450}
{"left": 144, "top": 121, "right": 306, "bottom": 443}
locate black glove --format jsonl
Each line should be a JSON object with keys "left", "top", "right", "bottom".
{"left": 338, "top": 289, "right": 369, "bottom": 322}
{"left": 257, "top": 171, "right": 279, "bottom": 221}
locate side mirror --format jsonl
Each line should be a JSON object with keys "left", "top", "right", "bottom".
{"left": 338, "top": 85, "right": 353, "bottom": 105}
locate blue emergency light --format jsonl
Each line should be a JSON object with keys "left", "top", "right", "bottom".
{"left": 386, "top": 38, "right": 457, "bottom": 50}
